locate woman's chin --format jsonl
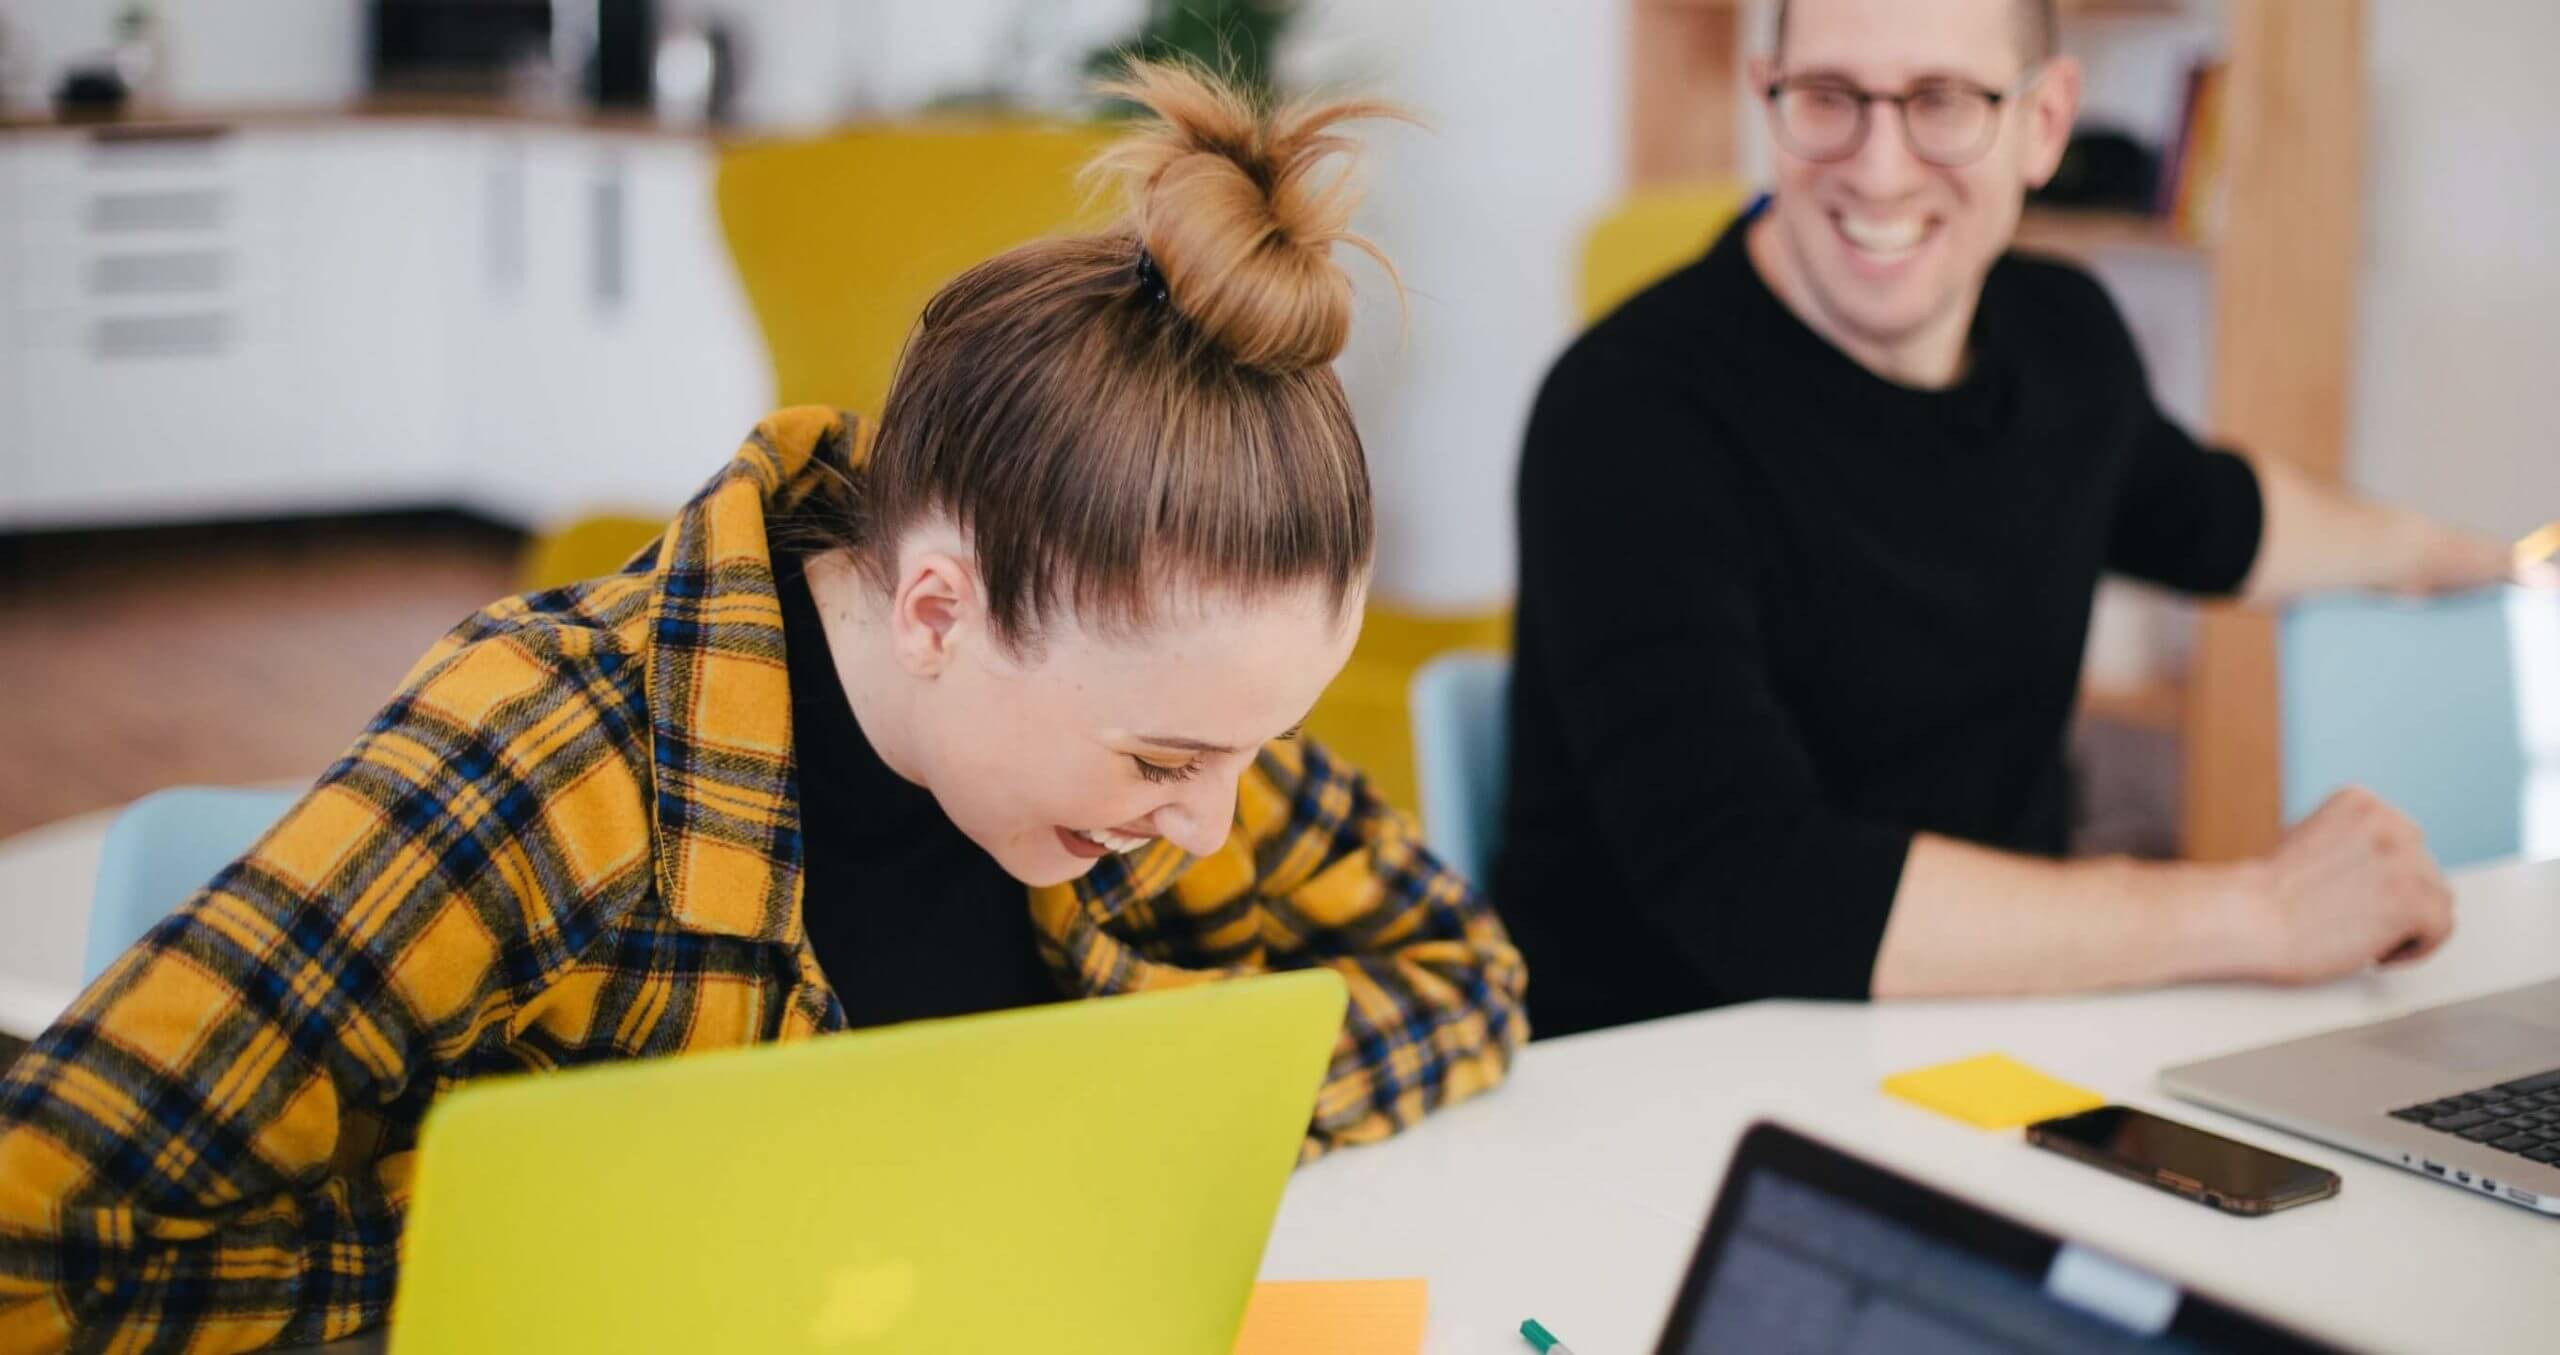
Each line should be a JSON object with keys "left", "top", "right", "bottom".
{"left": 999, "top": 839, "right": 1104, "bottom": 888}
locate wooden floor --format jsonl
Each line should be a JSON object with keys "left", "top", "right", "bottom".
{"left": 0, "top": 513, "right": 2184, "bottom": 857}
{"left": 0, "top": 515, "right": 526, "bottom": 841}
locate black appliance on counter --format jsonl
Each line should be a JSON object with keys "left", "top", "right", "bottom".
{"left": 369, "top": 0, "right": 654, "bottom": 107}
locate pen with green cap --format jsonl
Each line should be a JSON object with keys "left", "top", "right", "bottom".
{"left": 1520, "top": 1317, "right": 1578, "bottom": 1354}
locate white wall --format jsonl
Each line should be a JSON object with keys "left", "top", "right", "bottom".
{"left": 0, "top": 0, "right": 1144, "bottom": 126}
{"left": 2061, "top": 0, "right": 2560, "bottom": 545}
{"left": 2351, "top": 0, "right": 2560, "bottom": 539}
{"left": 702, "top": 0, "right": 1144, "bottom": 128}
{"left": 0, "top": 0, "right": 361, "bottom": 115}
{"left": 1293, "top": 0, "right": 1628, "bottom": 612}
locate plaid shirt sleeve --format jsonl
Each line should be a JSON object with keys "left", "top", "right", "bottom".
{"left": 0, "top": 618, "right": 651, "bottom": 1353}
{"left": 1227, "top": 738, "right": 1529, "bottom": 1157}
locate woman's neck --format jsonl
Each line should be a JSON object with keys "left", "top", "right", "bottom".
{"left": 801, "top": 551, "right": 930, "bottom": 790}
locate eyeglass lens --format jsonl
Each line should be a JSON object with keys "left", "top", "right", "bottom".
{"left": 1771, "top": 83, "right": 2001, "bottom": 166}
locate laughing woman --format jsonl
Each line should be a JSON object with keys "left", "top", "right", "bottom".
{"left": 0, "top": 62, "right": 1524, "bottom": 1352}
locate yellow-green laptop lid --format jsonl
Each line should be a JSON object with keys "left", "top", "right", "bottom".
{"left": 391, "top": 969, "right": 1347, "bottom": 1354}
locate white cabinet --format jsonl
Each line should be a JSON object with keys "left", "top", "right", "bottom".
{"left": 6, "top": 126, "right": 307, "bottom": 521}
{"left": 448, "top": 128, "right": 768, "bottom": 527}
{"left": 448, "top": 129, "right": 577, "bottom": 520}
{"left": 273, "top": 125, "right": 466, "bottom": 506}
{"left": 1, "top": 141, "right": 22, "bottom": 510}
{"left": 589, "top": 134, "right": 770, "bottom": 514}
{"left": 0, "top": 117, "right": 772, "bottom": 532}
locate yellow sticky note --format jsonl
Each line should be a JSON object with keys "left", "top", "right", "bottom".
{"left": 1882, "top": 1053, "right": 2106, "bottom": 1131}
{"left": 1233, "top": 1279, "right": 1427, "bottom": 1355}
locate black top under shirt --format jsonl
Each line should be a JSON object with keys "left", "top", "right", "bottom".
{"left": 1494, "top": 207, "right": 2265, "bottom": 1036}
{"left": 775, "top": 553, "right": 1061, "bottom": 1030}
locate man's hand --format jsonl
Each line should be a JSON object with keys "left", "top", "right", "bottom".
{"left": 2392, "top": 516, "right": 2513, "bottom": 596}
{"left": 2236, "top": 787, "right": 2456, "bottom": 984}
{"left": 2243, "top": 453, "right": 2523, "bottom": 602}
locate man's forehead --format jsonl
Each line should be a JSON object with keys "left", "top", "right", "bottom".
{"left": 1779, "top": 0, "right": 2031, "bottom": 78}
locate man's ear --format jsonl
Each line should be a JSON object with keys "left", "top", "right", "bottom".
{"left": 888, "top": 550, "right": 977, "bottom": 678}
{"left": 2020, "top": 55, "right": 2084, "bottom": 191}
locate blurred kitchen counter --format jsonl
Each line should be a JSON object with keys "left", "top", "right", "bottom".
{"left": 0, "top": 95, "right": 726, "bottom": 140}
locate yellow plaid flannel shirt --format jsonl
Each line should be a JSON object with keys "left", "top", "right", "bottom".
{"left": 0, "top": 408, "right": 1527, "bottom": 1353}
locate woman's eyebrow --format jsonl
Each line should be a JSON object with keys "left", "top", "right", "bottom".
{"left": 1133, "top": 722, "right": 1305, "bottom": 756}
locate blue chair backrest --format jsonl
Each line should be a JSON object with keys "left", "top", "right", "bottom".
{"left": 86, "top": 786, "right": 299, "bottom": 982}
{"left": 1409, "top": 651, "right": 1513, "bottom": 886}
{"left": 2280, "top": 586, "right": 2560, "bottom": 869}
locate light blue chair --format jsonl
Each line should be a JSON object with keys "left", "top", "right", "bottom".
{"left": 1409, "top": 651, "right": 1512, "bottom": 885}
{"left": 85, "top": 786, "right": 299, "bottom": 983}
{"left": 2280, "top": 587, "right": 2559, "bottom": 869}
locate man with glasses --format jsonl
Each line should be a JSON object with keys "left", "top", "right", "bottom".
{"left": 1496, "top": 0, "right": 2519, "bottom": 1034}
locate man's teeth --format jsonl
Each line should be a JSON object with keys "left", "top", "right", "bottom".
{"left": 1074, "top": 828, "right": 1154, "bottom": 853}
{"left": 1840, "top": 215, "right": 1927, "bottom": 253}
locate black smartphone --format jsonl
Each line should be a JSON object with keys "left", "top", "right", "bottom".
{"left": 2026, "top": 1105, "right": 2340, "bottom": 1216}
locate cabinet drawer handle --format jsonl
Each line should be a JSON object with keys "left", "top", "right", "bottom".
{"left": 91, "top": 251, "right": 227, "bottom": 297}
{"left": 94, "top": 312, "right": 230, "bottom": 359}
{"left": 591, "top": 160, "right": 625, "bottom": 309}
{"left": 87, "top": 189, "right": 227, "bottom": 234}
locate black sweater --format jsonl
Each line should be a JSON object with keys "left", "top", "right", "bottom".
{"left": 1494, "top": 209, "right": 2263, "bottom": 1036}
{"left": 776, "top": 555, "right": 1062, "bottom": 1030}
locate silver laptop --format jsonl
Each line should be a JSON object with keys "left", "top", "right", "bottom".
{"left": 2161, "top": 978, "right": 2560, "bottom": 1215}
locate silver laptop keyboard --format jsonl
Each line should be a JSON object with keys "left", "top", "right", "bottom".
{"left": 2390, "top": 1067, "right": 2560, "bottom": 1166}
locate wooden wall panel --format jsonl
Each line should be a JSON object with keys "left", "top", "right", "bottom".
{"left": 2183, "top": 0, "right": 2364, "bottom": 859}
{"left": 1630, "top": 0, "right": 1743, "bottom": 186}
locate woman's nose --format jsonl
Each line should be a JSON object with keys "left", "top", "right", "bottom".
{"left": 1151, "top": 778, "right": 1238, "bottom": 856}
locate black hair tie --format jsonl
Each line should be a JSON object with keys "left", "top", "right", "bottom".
{"left": 1133, "top": 243, "right": 1171, "bottom": 306}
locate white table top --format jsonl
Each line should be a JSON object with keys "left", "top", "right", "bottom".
{"left": 0, "top": 807, "right": 109, "bottom": 1038}
{"left": 7, "top": 812, "right": 2552, "bottom": 1354}
{"left": 1259, "top": 855, "right": 2560, "bottom": 1355}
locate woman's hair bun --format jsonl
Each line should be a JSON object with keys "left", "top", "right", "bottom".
{"left": 1087, "top": 59, "right": 1406, "bottom": 372}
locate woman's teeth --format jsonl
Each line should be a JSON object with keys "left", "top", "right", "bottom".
{"left": 1072, "top": 827, "right": 1154, "bottom": 854}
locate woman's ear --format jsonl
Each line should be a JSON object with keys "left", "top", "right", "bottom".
{"left": 889, "top": 551, "right": 977, "bottom": 678}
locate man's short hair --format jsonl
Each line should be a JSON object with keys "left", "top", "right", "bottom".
{"left": 1773, "top": 0, "right": 2059, "bottom": 67}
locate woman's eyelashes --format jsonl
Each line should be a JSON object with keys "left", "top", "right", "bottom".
{"left": 1132, "top": 756, "right": 1203, "bottom": 785}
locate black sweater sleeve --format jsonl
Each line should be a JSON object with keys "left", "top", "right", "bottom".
{"left": 2108, "top": 410, "right": 2265, "bottom": 595}
{"left": 2076, "top": 274, "right": 2266, "bottom": 595}
{"left": 1514, "top": 338, "right": 1913, "bottom": 1001}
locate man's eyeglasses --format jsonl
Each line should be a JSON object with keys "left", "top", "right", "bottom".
{"left": 1763, "top": 68, "right": 2043, "bottom": 168}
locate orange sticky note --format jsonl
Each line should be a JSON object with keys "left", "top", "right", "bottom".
{"left": 1233, "top": 1278, "right": 1427, "bottom": 1355}
{"left": 1882, "top": 1053, "right": 2106, "bottom": 1130}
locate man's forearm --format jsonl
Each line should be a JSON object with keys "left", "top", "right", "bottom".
{"left": 2240, "top": 452, "right": 2511, "bottom": 605}
{"left": 1868, "top": 834, "right": 2267, "bottom": 998}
